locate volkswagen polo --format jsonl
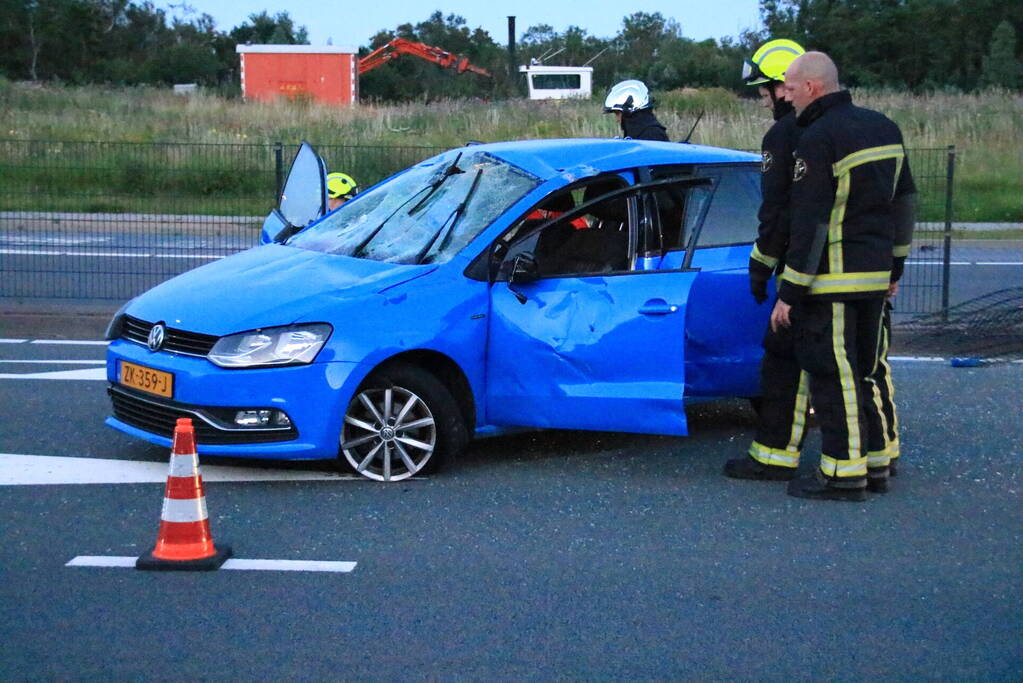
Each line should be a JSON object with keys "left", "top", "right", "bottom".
{"left": 105, "top": 138, "right": 769, "bottom": 481}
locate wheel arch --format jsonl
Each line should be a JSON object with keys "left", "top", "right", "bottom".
{"left": 368, "top": 350, "right": 476, "bottom": 435}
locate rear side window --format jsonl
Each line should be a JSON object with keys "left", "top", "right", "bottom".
{"left": 688, "top": 164, "right": 760, "bottom": 248}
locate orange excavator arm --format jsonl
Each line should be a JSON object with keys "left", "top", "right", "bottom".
{"left": 358, "top": 37, "right": 492, "bottom": 77}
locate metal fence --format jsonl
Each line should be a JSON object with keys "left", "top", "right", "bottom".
{"left": 898, "top": 146, "right": 955, "bottom": 315}
{"left": 0, "top": 140, "right": 446, "bottom": 301}
{"left": 0, "top": 140, "right": 954, "bottom": 312}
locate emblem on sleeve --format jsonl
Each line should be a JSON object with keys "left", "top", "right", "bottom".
{"left": 761, "top": 151, "right": 773, "bottom": 173}
{"left": 793, "top": 158, "right": 807, "bottom": 182}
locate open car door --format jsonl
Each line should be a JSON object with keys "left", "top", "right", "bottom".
{"left": 484, "top": 177, "right": 707, "bottom": 436}
{"left": 259, "top": 141, "right": 328, "bottom": 244}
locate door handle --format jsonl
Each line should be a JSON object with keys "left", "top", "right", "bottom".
{"left": 639, "top": 299, "right": 679, "bottom": 315}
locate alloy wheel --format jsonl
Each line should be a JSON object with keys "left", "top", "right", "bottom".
{"left": 340, "top": 386, "right": 437, "bottom": 482}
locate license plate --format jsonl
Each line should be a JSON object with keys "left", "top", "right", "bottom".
{"left": 119, "top": 361, "right": 174, "bottom": 398}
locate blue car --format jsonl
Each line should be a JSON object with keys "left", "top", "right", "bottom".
{"left": 105, "top": 138, "right": 769, "bottom": 481}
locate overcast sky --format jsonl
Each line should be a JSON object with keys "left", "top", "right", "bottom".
{"left": 167, "top": 1, "right": 763, "bottom": 49}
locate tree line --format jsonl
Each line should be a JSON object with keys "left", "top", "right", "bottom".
{"left": 0, "top": 1, "right": 1019, "bottom": 99}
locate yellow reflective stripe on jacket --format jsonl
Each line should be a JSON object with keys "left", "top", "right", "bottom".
{"left": 808, "top": 271, "right": 891, "bottom": 295}
{"left": 826, "top": 144, "right": 906, "bottom": 274}
{"left": 829, "top": 172, "right": 851, "bottom": 273}
{"left": 781, "top": 266, "right": 815, "bottom": 287}
{"left": 831, "top": 144, "right": 905, "bottom": 177}
{"left": 749, "top": 441, "right": 800, "bottom": 468}
{"left": 893, "top": 244, "right": 911, "bottom": 258}
{"left": 821, "top": 455, "right": 868, "bottom": 478}
{"left": 751, "top": 243, "right": 779, "bottom": 269}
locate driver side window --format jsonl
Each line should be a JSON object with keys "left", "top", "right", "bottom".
{"left": 501, "top": 177, "right": 633, "bottom": 278}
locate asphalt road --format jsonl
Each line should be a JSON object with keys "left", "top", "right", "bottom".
{"left": 2, "top": 234, "right": 1020, "bottom": 313}
{"left": 1, "top": 332, "right": 1020, "bottom": 679}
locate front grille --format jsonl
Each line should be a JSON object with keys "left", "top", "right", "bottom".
{"left": 122, "top": 316, "right": 219, "bottom": 356}
{"left": 108, "top": 385, "right": 298, "bottom": 445}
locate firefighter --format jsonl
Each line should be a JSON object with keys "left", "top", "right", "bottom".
{"left": 603, "top": 80, "right": 669, "bottom": 142}
{"left": 772, "top": 52, "right": 916, "bottom": 501}
{"left": 327, "top": 171, "right": 358, "bottom": 211}
{"left": 723, "top": 39, "right": 811, "bottom": 484}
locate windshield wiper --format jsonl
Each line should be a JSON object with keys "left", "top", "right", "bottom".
{"left": 406, "top": 152, "right": 464, "bottom": 216}
{"left": 350, "top": 153, "right": 466, "bottom": 259}
{"left": 349, "top": 184, "right": 433, "bottom": 258}
{"left": 415, "top": 167, "right": 483, "bottom": 264}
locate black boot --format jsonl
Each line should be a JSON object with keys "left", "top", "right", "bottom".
{"left": 867, "top": 468, "right": 890, "bottom": 493}
{"left": 889, "top": 461, "right": 898, "bottom": 477}
{"left": 786, "top": 475, "right": 867, "bottom": 502}
{"left": 724, "top": 455, "right": 798, "bottom": 481}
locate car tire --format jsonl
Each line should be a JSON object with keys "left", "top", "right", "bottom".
{"left": 338, "top": 363, "right": 467, "bottom": 482}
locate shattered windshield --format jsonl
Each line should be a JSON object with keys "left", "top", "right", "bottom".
{"left": 288, "top": 150, "right": 540, "bottom": 264}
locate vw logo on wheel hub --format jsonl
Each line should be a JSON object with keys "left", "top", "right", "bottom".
{"left": 147, "top": 323, "right": 166, "bottom": 352}
{"left": 380, "top": 426, "right": 396, "bottom": 441}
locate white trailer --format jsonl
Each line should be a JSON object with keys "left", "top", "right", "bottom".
{"left": 519, "top": 64, "right": 593, "bottom": 100}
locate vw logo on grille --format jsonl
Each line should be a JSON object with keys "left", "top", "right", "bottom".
{"left": 147, "top": 323, "right": 166, "bottom": 352}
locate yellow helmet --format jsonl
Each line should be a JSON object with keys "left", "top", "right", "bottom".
{"left": 326, "top": 171, "right": 358, "bottom": 199}
{"left": 742, "top": 39, "right": 805, "bottom": 86}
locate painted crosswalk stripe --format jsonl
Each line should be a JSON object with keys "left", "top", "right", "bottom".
{"left": 66, "top": 556, "right": 357, "bottom": 573}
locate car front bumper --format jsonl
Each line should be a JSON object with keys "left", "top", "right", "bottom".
{"left": 105, "top": 339, "right": 366, "bottom": 460}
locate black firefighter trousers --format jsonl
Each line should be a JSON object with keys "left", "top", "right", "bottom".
{"left": 748, "top": 298, "right": 900, "bottom": 480}
{"left": 793, "top": 297, "right": 886, "bottom": 486}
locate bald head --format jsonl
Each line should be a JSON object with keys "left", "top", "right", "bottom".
{"left": 782, "top": 51, "right": 840, "bottom": 114}
{"left": 787, "top": 52, "right": 839, "bottom": 91}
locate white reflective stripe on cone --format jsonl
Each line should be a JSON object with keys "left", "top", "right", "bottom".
{"left": 159, "top": 496, "right": 209, "bottom": 523}
{"left": 168, "top": 453, "right": 200, "bottom": 478}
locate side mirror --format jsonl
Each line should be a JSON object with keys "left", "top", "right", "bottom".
{"left": 259, "top": 209, "right": 291, "bottom": 245}
{"left": 509, "top": 252, "right": 539, "bottom": 285}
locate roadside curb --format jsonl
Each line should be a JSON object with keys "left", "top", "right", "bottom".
{"left": 1, "top": 301, "right": 118, "bottom": 339}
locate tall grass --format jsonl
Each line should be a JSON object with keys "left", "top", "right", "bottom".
{"left": 1, "top": 79, "right": 1020, "bottom": 220}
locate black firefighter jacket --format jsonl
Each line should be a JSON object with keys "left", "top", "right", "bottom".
{"left": 778, "top": 90, "right": 917, "bottom": 307}
{"left": 620, "top": 109, "right": 669, "bottom": 142}
{"left": 749, "top": 98, "right": 801, "bottom": 290}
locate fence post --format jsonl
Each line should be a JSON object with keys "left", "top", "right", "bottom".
{"left": 274, "top": 142, "right": 284, "bottom": 206}
{"left": 941, "top": 145, "right": 955, "bottom": 322}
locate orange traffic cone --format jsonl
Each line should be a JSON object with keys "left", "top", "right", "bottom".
{"left": 136, "top": 418, "right": 232, "bottom": 571}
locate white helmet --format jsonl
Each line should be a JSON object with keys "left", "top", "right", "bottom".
{"left": 603, "top": 80, "right": 652, "bottom": 114}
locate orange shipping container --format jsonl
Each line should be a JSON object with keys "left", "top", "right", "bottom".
{"left": 236, "top": 45, "right": 358, "bottom": 105}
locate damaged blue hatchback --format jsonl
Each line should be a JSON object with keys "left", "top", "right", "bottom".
{"left": 105, "top": 138, "right": 769, "bottom": 481}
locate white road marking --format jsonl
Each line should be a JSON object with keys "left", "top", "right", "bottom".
{"left": 0, "top": 248, "right": 226, "bottom": 259}
{"left": 0, "top": 339, "right": 28, "bottom": 344}
{"left": 0, "top": 367, "right": 106, "bottom": 380}
{"left": 0, "top": 454, "right": 356, "bottom": 485}
{"left": 30, "top": 340, "right": 108, "bottom": 346}
{"left": 0, "top": 359, "right": 104, "bottom": 364}
{"left": 66, "top": 556, "right": 357, "bottom": 573}
{"left": 889, "top": 356, "right": 1022, "bottom": 365}
{"left": 906, "top": 260, "right": 1023, "bottom": 266}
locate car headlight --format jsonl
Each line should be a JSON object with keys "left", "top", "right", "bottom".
{"left": 208, "top": 323, "right": 332, "bottom": 368}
